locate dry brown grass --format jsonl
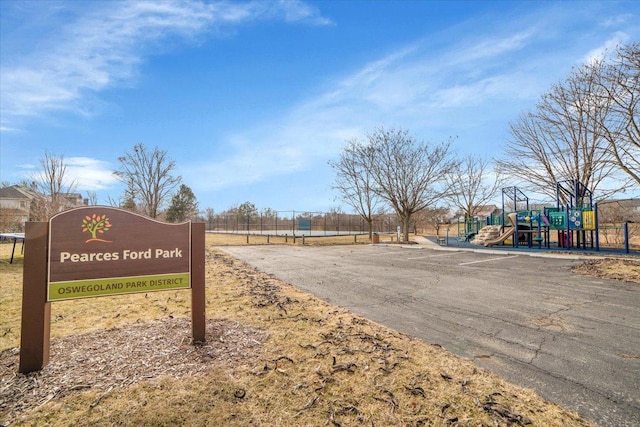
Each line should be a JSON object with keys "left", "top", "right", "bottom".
{"left": 0, "top": 237, "right": 598, "bottom": 426}
{"left": 573, "top": 258, "right": 640, "bottom": 284}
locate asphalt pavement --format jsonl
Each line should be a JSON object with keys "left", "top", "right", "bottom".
{"left": 220, "top": 243, "right": 640, "bottom": 427}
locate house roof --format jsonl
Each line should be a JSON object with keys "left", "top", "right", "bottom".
{"left": 474, "top": 204, "right": 499, "bottom": 217}
{"left": 0, "top": 185, "right": 38, "bottom": 200}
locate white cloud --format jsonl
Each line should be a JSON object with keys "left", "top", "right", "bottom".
{"left": 0, "top": 0, "right": 331, "bottom": 130}
{"left": 582, "top": 31, "right": 630, "bottom": 63}
{"left": 64, "top": 157, "right": 118, "bottom": 191}
{"left": 278, "top": 0, "right": 334, "bottom": 26}
{"left": 599, "top": 14, "right": 635, "bottom": 29}
{"left": 13, "top": 157, "right": 116, "bottom": 192}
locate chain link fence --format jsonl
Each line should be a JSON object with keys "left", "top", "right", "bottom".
{"left": 201, "top": 211, "right": 402, "bottom": 236}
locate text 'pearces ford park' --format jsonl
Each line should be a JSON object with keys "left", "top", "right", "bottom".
{"left": 59, "top": 248, "right": 183, "bottom": 263}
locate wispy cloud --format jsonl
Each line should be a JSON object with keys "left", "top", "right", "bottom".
{"left": 186, "top": 28, "right": 540, "bottom": 190}
{"left": 16, "top": 157, "right": 118, "bottom": 192}
{"left": 65, "top": 157, "right": 119, "bottom": 191}
{"left": 0, "top": 0, "right": 331, "bottom": 130}
{"left": 186, "top": 4, "right": 640, "bottom": 196}
{"left": 582, "top": 31, "right": 630, "bottom": 63}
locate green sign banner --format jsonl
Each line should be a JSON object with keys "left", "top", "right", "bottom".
{"left": 48, "top": 272, "right": 190, "bottom": 301}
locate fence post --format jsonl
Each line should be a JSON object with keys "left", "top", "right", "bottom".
{"left": 594, "top": 202, "right": 600, "bottom": 251}
{"left": 624, "top": 222, "right": 630, "bottom": 254}
{"left": 324, "top": 213, "right": 327, "bottom": 236}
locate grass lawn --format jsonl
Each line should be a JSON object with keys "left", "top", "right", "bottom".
{"left": 0, "top": 235, "right": 602, "bottom": 426}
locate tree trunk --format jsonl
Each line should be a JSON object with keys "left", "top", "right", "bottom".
{"left": 402, "top": 215, "right": 411, "bottom": 242}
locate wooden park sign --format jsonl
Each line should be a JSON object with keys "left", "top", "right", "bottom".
{"left": 19, "top": 207, "right": 206, "bottom": 373}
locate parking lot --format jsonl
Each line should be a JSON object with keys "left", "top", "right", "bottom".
{"left": 221, "top": 244, "right": 640, "bottom": 427}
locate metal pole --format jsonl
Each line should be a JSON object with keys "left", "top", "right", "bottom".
{"left": 624, "top": 222, "right": 630, "bottom": 254}
{"left": 537, "top": 214, "right": 542, "bottom": 249}
{"left": 514, "top": 213, "right": 519, "bottom": 248}
{"left": 595, "top": 202, "right": 600, "bottom": 251}
{"left": 566, "top": 205, "right": 571, "bottom": 250}
{"left": 324, "top": 213, "right": 327, "bottom": 236}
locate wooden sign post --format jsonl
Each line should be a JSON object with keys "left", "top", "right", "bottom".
{"left": 19, "top": 207, "right": 205, "bottom": 373}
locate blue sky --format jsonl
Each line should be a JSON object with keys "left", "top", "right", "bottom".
{"left": 1, "top": 0, "right": 639, "bottom": 213}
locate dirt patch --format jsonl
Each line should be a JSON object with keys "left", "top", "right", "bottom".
{"left": 0, "top": 318, "right": 267, "bottom": 423}
{"left": 572, "top": 258, "right": 640, "bottom": 284}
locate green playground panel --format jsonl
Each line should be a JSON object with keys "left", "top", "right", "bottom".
{"left": 548, "top": 211, "right": 567, "bottom": 230}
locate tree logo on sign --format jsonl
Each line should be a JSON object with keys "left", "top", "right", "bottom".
{"left": 82, "top": 213, "right": 113, "bottom": 243}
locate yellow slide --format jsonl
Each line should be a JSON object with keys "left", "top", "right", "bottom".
{"left": 484, "top": 213, "right": 518, "bottom": 247}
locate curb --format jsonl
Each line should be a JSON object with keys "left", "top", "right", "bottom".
{"left": 397, "top": 236, "right": 609, "bottom": 261}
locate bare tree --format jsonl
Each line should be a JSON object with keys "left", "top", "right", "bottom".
{"left": 261, "top": 207, "right": 277, "bottom": 218}
{"left": 597, "top": 199, "right": 639, "bottom": 246}
{"left": 113, "top": 144, "right": 181, "bottom": 218}
{"left": 412, "top": 206, "right": 451, "bottom": 237}
{"left": 29, "top": 151, "right": 77, "bottom": 220}
{"left": 596, "top": 42, "right": 640, "bottom": 185}
{"left": 204, "top": 207, "right": 216, "bottom": 230}
{"left": 444, "top": 154, "right": 504, "bottom": 220}
{"left": 86, "top": 191, "right": 98, "bottom": 206}
{"left": 496, "top": 60, "right": 630, "bottom": 203}
{"left": 329, "top": 139, "right": 384, "bottom": 239}
{"left": 366, "top": 127, "right": 457, "bottom": 242}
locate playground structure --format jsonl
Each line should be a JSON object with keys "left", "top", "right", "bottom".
{"left": 479, "top": 213, "right": 517, "bottom": 247}
{"left": 547, "top": 179, "right": 598, "bottom": 250}
{"left": 471, "top": 180, "right": 609, "bottom": 251}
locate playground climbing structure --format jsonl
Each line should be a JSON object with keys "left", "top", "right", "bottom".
{"left": 545, "top": 179, "right": 599, "bottom": 250}
{"left": 471, "top": 181, "right": 600, "bottom": 251}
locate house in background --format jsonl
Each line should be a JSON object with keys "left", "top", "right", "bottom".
{"left": 0, "top": 185, "right": 40, "bottom": 231}
{"left": 453, "top": 204, "right": 501, "bottom": 223}
{"left": 0, "top": 185, "right": 88, "bottom": 231}
{"left": 473, "top": 204, "right": 501, "bottom": 221}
